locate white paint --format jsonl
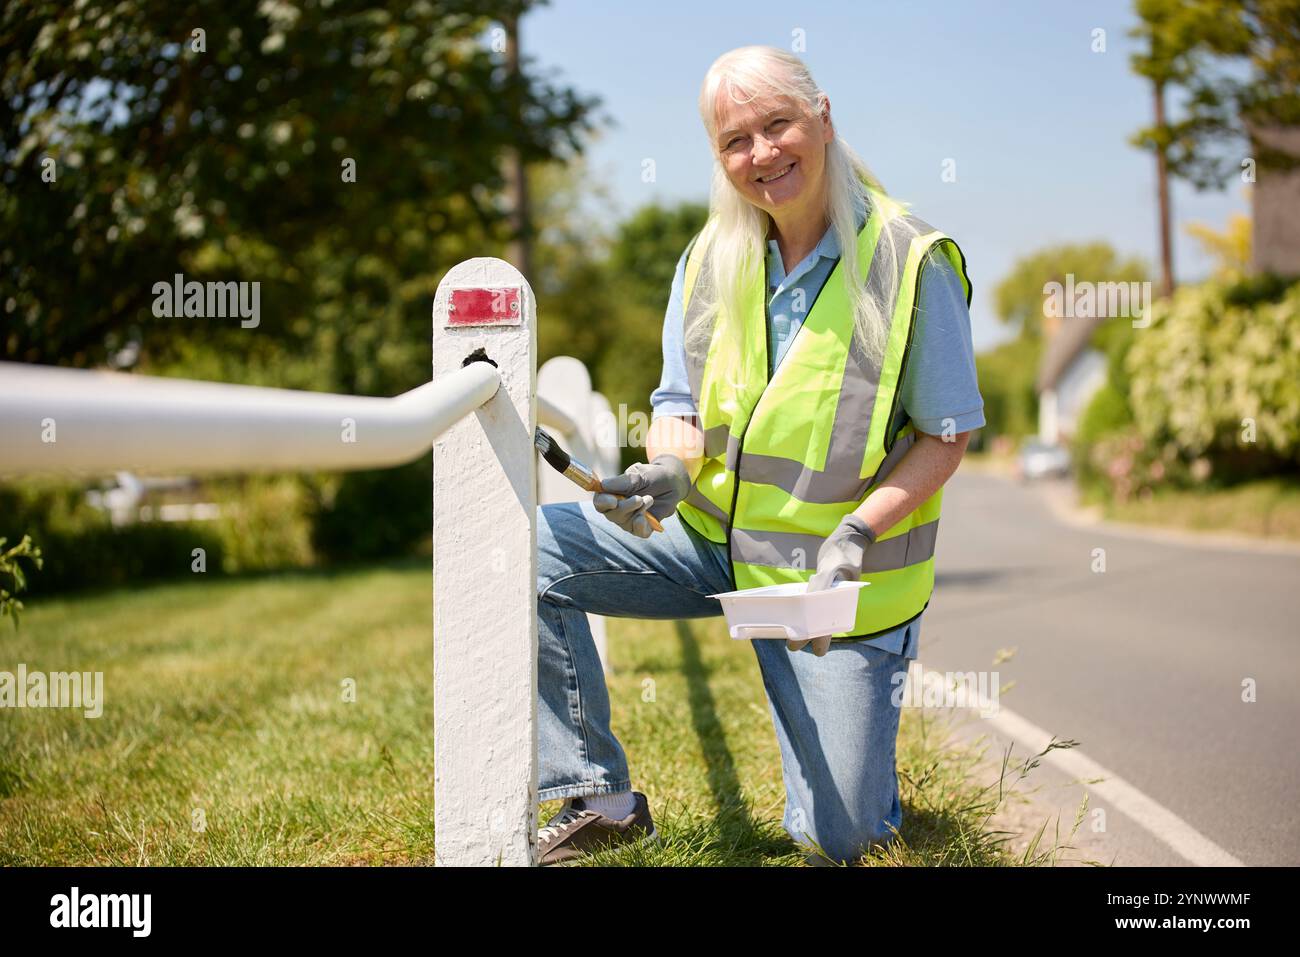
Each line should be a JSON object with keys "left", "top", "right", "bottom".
{"left": 432, "top": 258, "right": 538, "bottom": 867}
{"left": 0, "top": 360, "right": 499, "bottom": 476}
{"left": 919, "top": 674, "right": 1245, "bottom": 867}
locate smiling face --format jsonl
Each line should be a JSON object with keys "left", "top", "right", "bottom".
{"left": 713, "top": 88, "right": 833, "bottom": 225}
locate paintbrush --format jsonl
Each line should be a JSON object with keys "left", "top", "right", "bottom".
{"left": 534, "top": 427, "right": 664, "bottom": 533}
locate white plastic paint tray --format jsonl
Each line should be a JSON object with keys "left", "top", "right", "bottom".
{"left": 706, "top": 580, "right": 870, "bottom": 641}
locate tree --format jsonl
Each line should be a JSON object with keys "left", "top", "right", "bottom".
{"left": 1, "top": 0, "right": 601, "bottom": 397}
{"left": 1128, "top": 0, "right": 1228, "bottom": 296}
{"left": 528, "top": 162, "right": 707, "bottom": 467}
{"left": 1129, "top": 0, "right": 1300, "bottom": 293}
{"left": 992, "top": 242, "right": 1149, "bottom": 341}
{"left": 607, "top": 200, "right": 709, "bottom": 311}
{"left": 1184, "top": 210, "right": 1253, "bottom": 278}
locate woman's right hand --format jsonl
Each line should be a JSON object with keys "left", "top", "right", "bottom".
{"left": 593, "top": 454, "right": 691, "bottom": 538}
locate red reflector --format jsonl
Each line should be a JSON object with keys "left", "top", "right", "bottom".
{"left": 447, "top": 287, "right": 522, "bottom": 326}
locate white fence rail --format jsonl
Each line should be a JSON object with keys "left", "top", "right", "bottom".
{"left": 0, "top": 256, "right": 557, "bottom": 866}
{"left": 0, "top": 359, "right": 501, "bottom": 475}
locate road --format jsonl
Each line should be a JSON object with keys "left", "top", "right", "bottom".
{"left": 917, "top": 469, "right": 1300, "bottom": 866}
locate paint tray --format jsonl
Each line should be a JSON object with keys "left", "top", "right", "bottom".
{"left": 706, "top": 580, "right": 869, "bottom": 640}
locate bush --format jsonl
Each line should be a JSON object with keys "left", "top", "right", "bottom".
{"left": 0, "top": 458, "right": 432, "bottom": 595}
{"left": 310, "top": 458, "right": 432, "bottom": 563}
{"left": 0, "top": 481, "right": 227, "bottom": 595}
{"left": 974, "top": 336, "right": 1041, "bottom": 443}
{"left": 1073, "top": 381, "right": 1134, "bottom": 492}
{"left": 1081, "top": 426, "right": 1198, "bottom": 505}
{"left": 1076, "top": 381, "right": 1133, "bottom": 444}
{"left": 0, "top": 535, "right": 42, "bottom": 627}
{"left": 205, "top": 475, "right": 317, "bottom": 573}
{"left": 1125, "top": 276, "right": 1300, "bottom": 483}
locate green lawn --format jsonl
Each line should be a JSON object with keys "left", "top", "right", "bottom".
{"left": 1, "top": 562, "right": 1071, "bottom": 866}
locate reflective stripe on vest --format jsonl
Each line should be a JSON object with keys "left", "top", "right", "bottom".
{"left": 674, "top": 184, "right": 973, "bottom": 638}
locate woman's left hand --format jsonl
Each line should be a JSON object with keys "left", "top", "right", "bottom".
{"left": 789, "top": 514, "right": 877, "bottom": 655}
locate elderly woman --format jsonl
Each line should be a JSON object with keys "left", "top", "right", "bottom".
{"left": 533, "top": 45, "right": 982, "bottom": 865}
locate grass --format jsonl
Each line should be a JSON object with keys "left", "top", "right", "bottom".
{"left": 1091, "top": 477, "right": 1300, "bottom": 542}
{"left": 1, "top": 562, "right": 1082, "bottom": 865}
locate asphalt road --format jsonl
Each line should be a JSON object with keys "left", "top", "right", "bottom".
{"left": 916, "top": 469, "right": 1300, "bottom": 866}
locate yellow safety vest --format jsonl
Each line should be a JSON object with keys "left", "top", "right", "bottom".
{"left": 675, "top": 184, "right": 972, "bottom": 638}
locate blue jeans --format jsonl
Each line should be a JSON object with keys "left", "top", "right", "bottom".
{"left": 537, "top": 499, "right": 909, "bottom": 863}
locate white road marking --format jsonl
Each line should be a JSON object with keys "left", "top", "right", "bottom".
{"left": 923, "top": 673, "right": 1246, "bottom": 867}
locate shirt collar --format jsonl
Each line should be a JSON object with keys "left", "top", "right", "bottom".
{"left": 766, "top": 189, "right": 870, "bottom": 264}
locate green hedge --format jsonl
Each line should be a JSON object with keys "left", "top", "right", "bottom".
{"left": 309, "top": 458, "right": 432, "bottom": 564}
{"left": 0, "top": 482, "right": 227, "bottom": 595}
{"left": 974, "top": 336, "right": 1041, "bottom": 444}
{"left": 1125, "top": 275, "right": 1300, "bottom": 482}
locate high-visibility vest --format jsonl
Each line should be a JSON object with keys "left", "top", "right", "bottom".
{"left": 674, "top": 184, "right": 972, "bottom": 639}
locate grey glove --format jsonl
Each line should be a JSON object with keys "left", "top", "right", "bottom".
{"left": 789, "top": 513, "right": 877, "bottom": 656}
{"left": 594, "top": 454, "right": 691, "bottom": 538}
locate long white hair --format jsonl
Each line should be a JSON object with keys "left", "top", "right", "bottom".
{"left": 689, "top": 45, "right": 923, "bottom": 377}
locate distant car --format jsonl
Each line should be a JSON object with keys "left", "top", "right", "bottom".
{"left": 1017, "top": 440, "right": 1071, "bottom": 480}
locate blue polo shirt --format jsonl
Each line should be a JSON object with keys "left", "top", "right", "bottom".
{"left": 649, "top": 194, "right": 984, "bottom": 658}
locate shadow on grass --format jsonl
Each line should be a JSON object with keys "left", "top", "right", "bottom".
{"left": 672, "top": 619, "right": 771, "bottom": 855}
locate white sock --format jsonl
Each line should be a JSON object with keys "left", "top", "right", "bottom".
{"left": 580, "top": 790, "right": 636, "bottom": 820}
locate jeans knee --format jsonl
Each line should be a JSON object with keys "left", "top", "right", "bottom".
{"left": 791, "top": 791, "right": 902, "bottom": 864}
{"left": 799, "top": 821, "right": 900, "bottom": 865}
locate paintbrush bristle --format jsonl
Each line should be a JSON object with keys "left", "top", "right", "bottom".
{"left": 534, "top": 427, "right": 571, "bottom": 473}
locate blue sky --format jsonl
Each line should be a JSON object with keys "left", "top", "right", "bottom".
{"left": 521, "top": 0, "right": 1250, "bottom": 350}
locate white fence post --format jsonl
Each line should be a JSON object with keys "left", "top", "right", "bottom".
{"left": 0, "top": 259, "right": 548, "bottom": 867}
{"left": 431, "top": 258, "right": 538, "bottom": 867}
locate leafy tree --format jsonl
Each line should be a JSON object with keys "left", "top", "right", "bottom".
{"left": 1184, "top": 210, "right": 1253, "bottom": 278}
{"left": 1, "top": 0, "right": 600, "bottom": 398}
{"left": 529, "top": 165, "right": 707, "bottom": 467}
{"left": 599, "top": 199, "right": 707, "bottom": 461}
{"left": 974, "top": 336, "right": 1040, "bottom": 441}
{"left": 607, "top": 200, "right": 709, "bottom": 311}
{"left": 992, "top": 242, "right": 1148, "bottom": 341}
{"left": 1132, "top": 0, "right": 1300, "bottom": 191}
{"left": 1129, "top": 0, "right": 1300, "bottom": 292}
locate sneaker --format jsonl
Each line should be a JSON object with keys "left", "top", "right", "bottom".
{"left": 538, "top": 791, "right": 659, "bottom": 866}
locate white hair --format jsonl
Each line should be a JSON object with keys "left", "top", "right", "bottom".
{"left": 689, "top": 45, "right": 926, "bottom": 380}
